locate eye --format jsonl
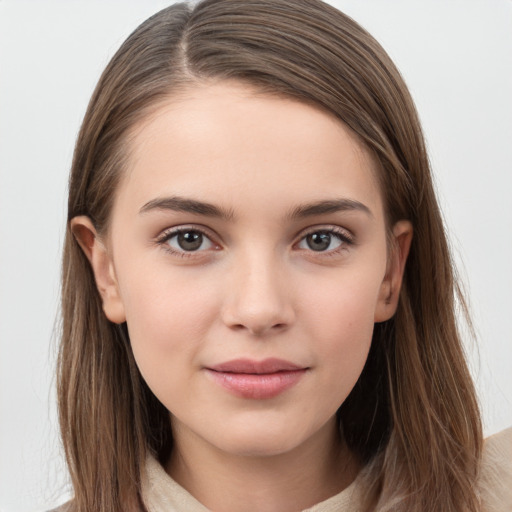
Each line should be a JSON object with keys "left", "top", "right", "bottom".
{"left": 160, "top": 228, "right": 216, "bottom": 253}
{"left": 296, "top": 228, "right": 351, "bottom": 252}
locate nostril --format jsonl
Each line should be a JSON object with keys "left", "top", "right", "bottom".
{"left": 226, "top": 320, "right": 289, "bottom": 336}
{"left": 249, "top": 322, "right": 289, "bottom": 336}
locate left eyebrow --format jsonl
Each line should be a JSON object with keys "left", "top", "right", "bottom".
{"left": 288, "top": 199, "right": 373, "bottom": 219}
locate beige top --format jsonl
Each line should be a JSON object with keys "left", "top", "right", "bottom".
{"left": 142, "top": 457, "right": 364, "bottom": 512}
{"left": 141, "top": 427, "right": 512, "bottom": 512}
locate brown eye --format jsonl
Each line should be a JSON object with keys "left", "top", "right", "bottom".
{"left": 177, "top": 231, "right": 203, "bottom": 251}
{"left": 306, "top": 232, "right": 331, "bottom": 251}
{"left": 165, "top": 230, "right": 214, "bottom": 252}
{"left": 297, "top": 230, "right": 346, "bottom": 252}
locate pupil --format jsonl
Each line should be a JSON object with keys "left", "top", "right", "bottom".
{"left": 177, "top": 231, "right": 203, "bottom": 251}
{"left": 307, "top": 232, "right": 330, "bottom": 251}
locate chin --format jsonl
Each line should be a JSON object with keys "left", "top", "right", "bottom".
{"left": 220, "top": 436, "right": 300, "bottom": 458}
{"left": 209, "top": 420, "right": 316, "bottom": 458}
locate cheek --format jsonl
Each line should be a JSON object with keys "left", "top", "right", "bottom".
{"left": 117, "top": 264, "right": 221, "bottom": 390}
{"left": 301, "top": 265, "right": 381, "bottom": 340}
{"left": 299, "top": 270, "right": 381, "bottom": 399}
{"left": 119, "top": 256, "right": 219, "bottom": 335}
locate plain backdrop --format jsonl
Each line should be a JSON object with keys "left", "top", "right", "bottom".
{"left": 1, "top": 1, "right": 511, "bottom": 510}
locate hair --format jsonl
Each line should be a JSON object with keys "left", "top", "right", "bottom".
{"left": 58, "top": 1, "right": 482, "bottom": 510}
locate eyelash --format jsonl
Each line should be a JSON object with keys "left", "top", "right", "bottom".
{"left": 155, "top": 225, "right": 354, "bottom": 259}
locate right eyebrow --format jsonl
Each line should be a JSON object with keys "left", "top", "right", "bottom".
{"left": 139, "top": 196, "right": 234, "bottom": 220}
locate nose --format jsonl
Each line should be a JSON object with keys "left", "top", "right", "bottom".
{"left": 221, "top": 252, "right": 295, "bottom": 336}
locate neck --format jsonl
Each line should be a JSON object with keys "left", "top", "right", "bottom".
{"left": 166, "top": 418, "right": 360, "bottom": 512}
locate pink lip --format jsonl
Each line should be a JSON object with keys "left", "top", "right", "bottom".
{"left": 205, "top": 358, "right": 308, "bottom": 399}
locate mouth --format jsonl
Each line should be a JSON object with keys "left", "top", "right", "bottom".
{"left": 205, "top": 358, "right": 309, "bottom": 399}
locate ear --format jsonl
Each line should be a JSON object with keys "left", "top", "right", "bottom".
{"left": 70, "top": 216, "right": 126, "bottom": 324}
{"left": 374, "top": 220, "right": 413, "bottom": 323}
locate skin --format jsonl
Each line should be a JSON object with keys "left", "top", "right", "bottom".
{"left": 73, "top": 82, "right": 412, "bottom": 512}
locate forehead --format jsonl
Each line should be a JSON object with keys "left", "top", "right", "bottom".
{"left": 117, "top": 82, "right": 384, "bottom": 220}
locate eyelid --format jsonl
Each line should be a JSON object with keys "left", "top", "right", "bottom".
{"left": 295, "top": 224, "right": 355, "bottom": 245}
{"left": 156, "top": 224, "right": 220, "bottom": 243}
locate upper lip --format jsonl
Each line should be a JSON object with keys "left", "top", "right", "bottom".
{"left": 207, "top": 358, "right": 306, "bottom": 374}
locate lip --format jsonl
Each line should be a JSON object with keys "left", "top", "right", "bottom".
{"left": 205, "top": 358, "right": 308, "bottom": 399}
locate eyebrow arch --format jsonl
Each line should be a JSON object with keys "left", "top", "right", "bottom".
{"left": 139, "top": 196, "right": 234, "bottom": 220}
{"left": 288, "top": 199, "right": 373, "bottom": 219}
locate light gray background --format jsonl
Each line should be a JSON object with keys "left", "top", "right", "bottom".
{"left": 1, "top": 1, "right": 511, "bottom": 510}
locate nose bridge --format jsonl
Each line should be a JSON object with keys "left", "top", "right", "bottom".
{"left": 222, "top": 245, "right": 294, "bottom": 335}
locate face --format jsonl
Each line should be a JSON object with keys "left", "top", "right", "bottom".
{"left": 74, "top": 82, "right": 410, "bottom": 460}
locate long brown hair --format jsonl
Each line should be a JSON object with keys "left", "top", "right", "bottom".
{"left": 58, "top": 1, "right": 482, "bottom": 510}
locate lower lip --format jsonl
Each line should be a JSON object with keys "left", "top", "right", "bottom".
{"left": 205, "top": 369, "right": 307, "bottom": 399}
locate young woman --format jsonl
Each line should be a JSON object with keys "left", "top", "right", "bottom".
{"left": 55, "top": 0, "right": 511, "bottom": 511}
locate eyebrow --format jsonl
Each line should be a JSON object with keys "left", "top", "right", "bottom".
{"left": 139, "top": 195, "right": 372, "bottom": 220}
{"left": 288, "top": 198, "right": 373, "bottom": 219}
{"left": 139, "top": 196, "right": 234, "bottom": 220}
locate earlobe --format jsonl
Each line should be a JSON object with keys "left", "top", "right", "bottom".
{"left": 374, "top": 220, "right": 413, "bottom": 323}
{"left": 70, "top": 216, "right": 126, "bottom": 324}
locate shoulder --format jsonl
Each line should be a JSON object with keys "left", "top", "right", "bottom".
{"left": 479, "top": 427, "right": 512, "bottom": 511}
